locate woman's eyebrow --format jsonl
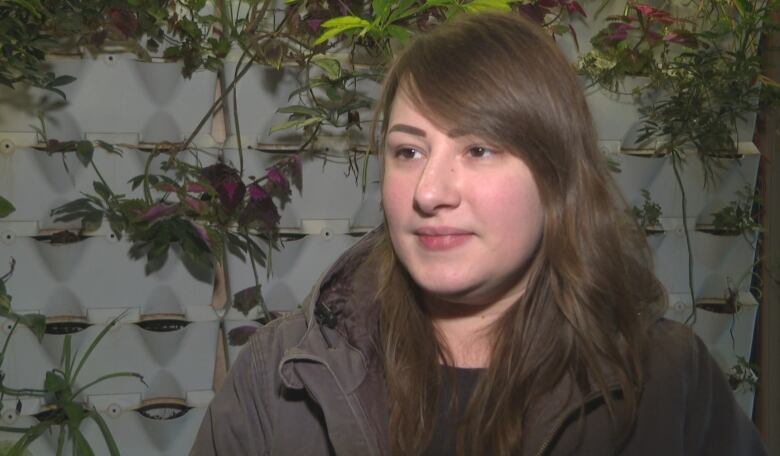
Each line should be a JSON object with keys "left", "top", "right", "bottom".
{"left": 388, "top": 124, "right": 426, "bottom": 137}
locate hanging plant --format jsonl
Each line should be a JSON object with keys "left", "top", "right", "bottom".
{"left": 629, "top": 188, "right": 663, "bottom": 233}
{"left": 709, "top": 185, "right": 763, "bottom": 238}
{"left": 580, "top": 1, "right": 780, "bottom": 171}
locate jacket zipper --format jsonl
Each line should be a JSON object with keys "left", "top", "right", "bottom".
{"left": 533, "top": 386, "right": 622, "bottom": 456}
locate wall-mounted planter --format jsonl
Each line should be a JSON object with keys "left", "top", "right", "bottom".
{"left": 610, "top": 153, "right": 666, "bottom": 200}
{"left": 0, "top": 319, "right": 58, "bottom": 396}
{"left": 0, "top": 146, "right": 116, "bottom": 226}
{"left": 583, "top": 77, "right": 657, "bottom": 149}
{"left": 227, "top": 233, "right": 359, "bottom": 313}
{"left": 664, "top": 291, "right": 758, "bottom": 416}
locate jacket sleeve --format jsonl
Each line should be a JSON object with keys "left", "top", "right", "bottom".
{"left": 684, "top": 333, "right": 766, "bottom": 455}
{"left": 190, "top": 335, "right": 272, "bottom": 456}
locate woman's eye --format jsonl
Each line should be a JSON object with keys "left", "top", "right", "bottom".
{"left": 394, "top": 147, "right": 422, "bottom": 160}
{"left": 467, "top": 146, "right": 495, "bottom": 158}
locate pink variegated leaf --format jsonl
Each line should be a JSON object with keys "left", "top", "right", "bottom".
{"left": 140, "top": 203, "right": 178, "bottom": 222}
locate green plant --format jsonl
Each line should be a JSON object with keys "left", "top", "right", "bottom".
{"left": 1, "top": 218, "right": 140, "bottom": 455}
{"left": 0, "top": 203, "right": 45, "bottom": 336}
{"left": 580, "top": 1, "right": 779, "bottom": 325}
{"left": 578, "top": 3, "right": 699, "bottom": 92}
{"left": 581, "top": 1, "right": 780, "bottom": 173}
{"left": 48, "top": 144, "right": 301, "bottom": 318}
{"left": 0, "top": 314, "right": 144, "bottom": 455}
{"left": 711, "top": 185, "right": 762, "bottom": 238}
{"left": 727, "top": 355, "right": 759, "bottom": 392}
{"left": 629, "top": 188, "right": 662, "bottom": 232}
{"left": 0, "top": 197, "right": 14, "bottom": 219}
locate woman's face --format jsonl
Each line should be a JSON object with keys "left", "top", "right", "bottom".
{"left": 382, "top": 91, "right": 545, "bottom": 310}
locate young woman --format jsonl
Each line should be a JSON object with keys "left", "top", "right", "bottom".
{"left": 192, "top": 11, "right": 766, "bottom": 455}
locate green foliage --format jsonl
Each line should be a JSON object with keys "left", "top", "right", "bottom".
{"left": 0, "top": 314, "right": 145, "bottom": 456}
{"left": 727, "top": 356, "right": 759, "bottom": 391}
{"left": 272, "top": 60, "right": 380, "bottom": 137}
{"left": 711, "top": 185, "right": 762, "bottom": 236}
{"left": 313, "top": 0, "right": 518, "bottom": 51}
{"left": 629, "top": 188, "right": 662, "bottom": 231}
{"left": 0, "top": 259, "right": 46, "bottom": 341}
{"left": 0, "top": 441, "right": 32, "bottom": 456}
{"left": 580, "top": 0, "right": 780, "bottom": 181}
{"left": 0, "top": 197, "right": 15, "bottom": 219}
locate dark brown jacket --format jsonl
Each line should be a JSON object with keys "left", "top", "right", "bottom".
{"left": 191, "top": 229, "right": 766, "bottom": 455}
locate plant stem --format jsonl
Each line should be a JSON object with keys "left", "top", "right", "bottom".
{"left": 242, "top": 229, "right": 270, "bottom": 318}
{"left": 233, "top": 53, "right": 248, "bottom": 175}
{"left": 671, "top": 150, "right": 698, "bottom": 325}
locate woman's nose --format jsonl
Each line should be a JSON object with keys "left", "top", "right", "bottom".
{"left": 413, "top": 155, "right": 460, "bottom": 215}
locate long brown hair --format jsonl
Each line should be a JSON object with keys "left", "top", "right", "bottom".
{"left": 369, "top": 11, "right": 667, "bottom": 455}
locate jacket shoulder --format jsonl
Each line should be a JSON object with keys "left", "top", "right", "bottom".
{"left": 189, "top": 311, "right": 309, "bottom": 456}
{"left": 631, "top": 318, "right": 767, "bottom": 455}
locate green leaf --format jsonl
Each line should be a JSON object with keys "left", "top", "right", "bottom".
{"left": 313, "top": 26, "right": 355, "bottom": 45}
{"left": 72, "top": 372, "right": 146, "bottom": 398}
{"left": 9, "top": 0, "right": 44, "bottom": 17}
{"left": 44, "top": 371, "right": 70, "bottom": 395}
{"left": 18, "top": 313, "right": 46, "bottom": 340}
{"left": 71, "top": 314, "right": 125, "bottom": 384}
{"left": 312, "top": 58, "right": 342, "bottom": 80}
{"left": 464, "top": 0, "right": 514, "bottom": 12}
{"left": 320, "top": 16, "right": 372, "bottom": 28}
{"left": 0, "top": 295, "right": 12, "bottom": 313}
{"left": 76, "top": 141, "right": 94, "bottom": 167}
{"left": 269, "top": 116, "right": 324, "bottom": 133}
{"left": 372, "top": 0, "right": 392, "bottom": 22}
{"left": 62, "top": 403, "right": 87, "bottom": 424}
{"left": 0, "top": 196, "right": 15, "bottom": 218}
{"left": 81, "top": 212, "right": 103, "bottom": 233}
{"left": 388, "top": 0, "right": 421, "bottom": 22}
{"left": 277, "top": 105, "right": 325, "bottom": 117}
{"left": 89, "top": 412, "right": 121, "bottom": 456}
{"left": 71, "top": 428, "right": 95, "bottom": 456}
{"left": 95, "top": 141, "right": 121, "bottom": 156}
{"left": 62, "top": 335, "right": 73, "bottom": 375}
{"left": 93, "top": 181, "right": 112, "bottom": 202}
{"left": 233, "top": 285, "right": 264, "bottom": 315}
{"left": 386, "top": 25, "right": 412, "bottom": 43}
{"left": 47, "top": 75, "right": 77, "bottom": 88}
{"left": 314, "top": 17, "right": 370, "bottom": 45}
{"left": 8, "top": 420, "right": 48, "bottom": 455}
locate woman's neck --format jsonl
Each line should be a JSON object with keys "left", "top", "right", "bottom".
{"left": 425, "top": 294, "right": 516, "bottom": 369}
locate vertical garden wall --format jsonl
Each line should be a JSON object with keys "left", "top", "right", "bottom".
{"left": 0, "top": 0, "right": 774, "bottom": 453}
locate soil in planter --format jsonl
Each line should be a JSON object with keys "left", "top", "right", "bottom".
{"left": 695, "top": 297, "right": 738, "bottom": 314}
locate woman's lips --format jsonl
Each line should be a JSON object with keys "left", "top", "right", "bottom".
{"left": 414, "top": 227, "right": 473, "bottom": 251}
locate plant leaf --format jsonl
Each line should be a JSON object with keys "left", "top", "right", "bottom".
{"left": 18, "top": 313, "right": 46, "bottom": 340}
{"left": 71, "top": 314, "right": 125, "bottom": 384}
{"left": 89, "top": 411, "right": 121, "bottom": 456}
{"left": 233, "top": 285, "right": 264, "bottom": 315}
{"left": 312, "top": 58, "right": 342, "bottom": 80}
{"left": 71, "top": 428, "right": 95, "bottom": 456}
{"left": 47, "top": 75, "right": 77, "bottom": 88}
{"left": 270, "top": 116, "right": 324, "bottom": 134}
{"left": 386, "top": 25, "right": 412, "bottom": 43}
{"left": 277, "top": 105, "right": 324, "bottom": 117}
{"left": 44, "top": 371, "right": 69, "bottom": 395}
{"left": 76, "top": 141, "right": 94, "bottom": 167}
{"left": 93, "top": 181, "right": 112, "bottom": 202}
{"left": 0, "top": 196, "right": 15, "bottom": 218}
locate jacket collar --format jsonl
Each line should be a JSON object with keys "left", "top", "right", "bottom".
{"left": 278, "top": 226, "right": 388, "bottom": 456}
{"left": 279, "top": 225, "right": 385, "bottom": 392}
